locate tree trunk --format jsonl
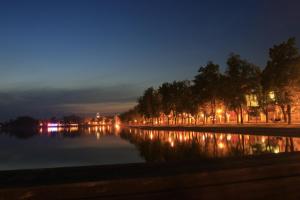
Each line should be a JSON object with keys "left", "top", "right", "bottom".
{"left": 280, "top": 105, "right": 287, "bottom": 123}
{"left": 290, "top": 137, "right": 294, "bottom": 152}
{"left": 224, "top": 107, "right": 227, "bottom": 123}
{"left": 287, "top": 104, "right": 292, "bottom": 125}
{"left": 235, "top": 111, "right": 239, "bottom": 124}
{"left": 240, "top": 106, "right": 243, "bottom": 124}
{"left": 265, "top": 110, "right": 269, "bottom": 123}
{"left": 212, "top": 99, "right": 216, "bottom": 124}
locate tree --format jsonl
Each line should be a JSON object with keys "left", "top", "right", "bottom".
{"left": 169, "top": 81, "right": 191, "bottom": 124}
{"left": 262, "top": 37, "right": 300, "bottom": 124}
{"left": 225, "top": 54, "right": 261, "bottom": 124}
{"left": 119, "top": 106, "right": 142, "bottom": 124}
{"left": 138, "top": 87, "right": 161, "bottom": 124}
{"left": 158, "top": 82, "right": 175, "bottom": 124}
{"left": 193, "top": 61, "right": 222, "bottom": 124}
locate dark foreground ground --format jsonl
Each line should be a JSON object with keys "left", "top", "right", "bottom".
{"left": 2, "top": 153, "right": 300, "bottom": 199}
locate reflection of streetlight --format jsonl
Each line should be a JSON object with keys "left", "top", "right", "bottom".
{"left": 170, "top": 141, "right": 174, "bottom": 147}
{"left": 226, "top": 134, "right": 231, "bottom": 141}
{"left": 274, "top": 147, "right": 280, "bottom": 154}
{"left": 115, "top": 124, "right": 120, "bottom": 129}
{"left": 218, "top": 142, "right": 224, "bottom": 149}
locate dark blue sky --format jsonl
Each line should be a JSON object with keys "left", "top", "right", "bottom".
{"left": 0, "top": 0, "right": 300, "bottom": 120}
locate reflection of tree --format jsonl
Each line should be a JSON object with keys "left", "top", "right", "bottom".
{"left": 120, "top": 130, "right": 212, "bottom": 162}
{"left": 2, "top": 129, "right": 38, "bottom": 139}
{"left": 285, "top": 137, "right": 294, "bottom": 152}
{"left": 121, "top": 129, "right": 299, "bottom": 162}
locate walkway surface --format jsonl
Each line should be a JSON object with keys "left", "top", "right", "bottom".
{"left": 2, "top": 153, "right": 300, "bottom": 199}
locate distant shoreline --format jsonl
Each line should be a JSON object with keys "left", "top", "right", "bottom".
{"left": 125, "top": 124, "right": 300, "bottom": 137}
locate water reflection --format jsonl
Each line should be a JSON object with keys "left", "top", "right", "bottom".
{"left": 1, "top": 126, "right": 300, "bottom": 168}
{"left": 0, "top": 126, "right": 141, "bottom": 170}
{"left": 121, "top": 129, "right": 300, "bottom": 162}
{"left": 38, "top": 125, "right": 120, "bottom": 139}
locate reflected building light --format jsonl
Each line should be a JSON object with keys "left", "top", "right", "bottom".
{"left": 48, "top": 127, "right": 58, "bottom": 132}
{"left": 96, "top": 132, "right": 100, "bottom": 140}
{"left": 69, "top": 127, "right": 78, "bottom": 132}
{"left": 115, "top": 124, "right": 120, "bottom": 130}
{"left": 218, "top": 142, "right": 224, "bottom": 149}
{"left": 48, "top": 123, "right": 58, "bottom": 127}
{"left": 202, "top": 135, "right": 205, "bottom": 141}
{"left": 170, "top": 141, "right": 174, "bottom": 148}
{"left": 227, "top": 134, "right": 232, "bottom": 141}
{"left": 150, "top": 133, "right": 153, "bottom": 140}
{"left": 262, "top": 137, "right": 265, "bottom": 143}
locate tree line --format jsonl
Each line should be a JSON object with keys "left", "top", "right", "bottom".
{"left": 120, "top": 38, "right": 300, "bottom": 125}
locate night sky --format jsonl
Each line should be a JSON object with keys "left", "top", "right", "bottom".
{"left": 0, "top": 0, "right": 300, "bottom": 120}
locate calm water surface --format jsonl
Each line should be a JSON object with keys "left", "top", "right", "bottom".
{"left": 0, "top": 126, "right": 300, "bottom": 170}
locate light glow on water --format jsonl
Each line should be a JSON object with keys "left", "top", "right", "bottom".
{"left": 1, "top": 126, "right": 300, "bottom": 170}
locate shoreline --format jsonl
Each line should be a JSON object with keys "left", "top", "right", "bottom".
{"left": 2, "top": 153, "right": 300, "bottom": 199}
{"left": 125, "top": 124, "right": 300, "bottom": 137}
{"left": 1, "top": 152, "right": 300, "bottom": 188}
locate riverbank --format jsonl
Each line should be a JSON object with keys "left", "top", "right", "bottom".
{"left": 126, "top": 124, "right": 300, "bottom": 137}
{"left": 2, "top": 153, "right": 300, "bottom": 199}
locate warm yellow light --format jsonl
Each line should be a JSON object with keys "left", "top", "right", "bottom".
{"left": 269, "top": 91, "right": 275, "bottom": 100}
{"left": 179, "top": 135, "right": 183, "bottom": 141}
{"left": 218, "top": 142, "right": 224, "bottom": 149}
{"left": 226, "top": 134, "right": 231, "bottom": 140}
{"left": 115, "top": 124, "right": 120, "bottom": 130}
{"left": 216, "top": 109, "right": 222, "bottom": 114}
